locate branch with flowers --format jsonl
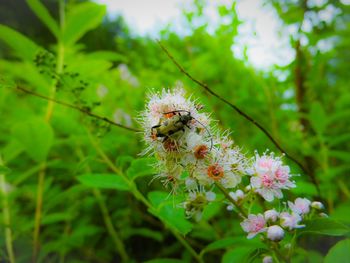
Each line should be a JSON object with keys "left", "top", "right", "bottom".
{"left": 140, "top": 87, "right": 346, "bottom": 262}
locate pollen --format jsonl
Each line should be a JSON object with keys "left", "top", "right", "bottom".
{"left": 194, "top": 144, "right": 208, "bottom": 159}
{"left": 163, "top": 112, "right": 176, "bottom": 118}
{"left": 207, "top": 164, "right": 224, "bottom": 180}
{"left": 163, "top": 138, "right": 179, "bottom": 152}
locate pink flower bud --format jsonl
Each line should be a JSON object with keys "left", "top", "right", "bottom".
{"left": 263, "top": 255, "right": 273, "bottom": 263}
{"left": 311, "top": 201, "right": 324, "bottom": 210}
{"left": 267, "top": 225, "right": 284, "bottom": 241}
{"left": 264, "top": 209, "right": 279, "bottom": 222}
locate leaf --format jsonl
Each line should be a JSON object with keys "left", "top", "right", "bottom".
{"left": 12, "top": 118, "right": 54, "bottom": 162}
{"left": 87, "top": 51, "right": 127, "bottom": 62}
{"left": 127, "top": 157, "right": 156, "bottom": 180}
{"left": 26, "top": 0, "right": 60, "bottom": 38}
{"left": 148, "top": 191, "right": 193, "bottom": 235}
{"left": 202, "top": 202, "right": 223, "bottom": 221}
{"left": 42, "top": 212, "right": 72, "bottom": 225}
{"left": 309, "top": 102, "right": 327, "bottom": 134}
{"left": 298, "top": 218, "right": 350, "bottom": 237}
{"left": 325, "top": 239, "right": 350, "bottom": 263}
{"left": 77, "top": 174, "right": 130, "bottom": 191}
{"left": 222, "top": 247, "right": 257, "bottom": 263}
{"left": 201, "top": 236, "right": 264, "bottom": 256}
{"left": 63, "top": 2, "right": 106, "bottom": 45}
{"left": 331, "top": 201, "right": 350, "bottom": 224}
{"left": 0, "top": 165, "right": 11, "bottom": 174}
{"left": 126, "top": 228, "right": 163, "bottom": 242}
{"left": 0, "top": 25, "right": 39, "bottom": 60}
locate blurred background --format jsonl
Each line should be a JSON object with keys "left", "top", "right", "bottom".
{"left": 0, "top": 0, "right": 349, "bottom": 262}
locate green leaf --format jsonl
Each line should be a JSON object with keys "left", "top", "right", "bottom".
{"left": 148, "top": 191, "right": 193, "bottom": 235}
{"left": 87, "top": 51, "right": 127, "bottom": 62}
{"left": 325, "top": 239, "right": 350, "bottom": 263}
{"left": 331, "top": 201, "right": 350, "bottom": 224}
{"left": 201, "top": 236, "right": 264, "bottom": 256}
{"left": 42, "top": 212, "right": 72, "bottom": 225}
{"left": 309, "top": 102, "right": 327, "bottom": 134}
{"left": 77, "top": 174, "right": 130, "bottom": 191}
{"left": 126, "top": 228, "right": 163, "bottom": 242}
{"left": 0, "top": 165, "right": 11, "bottom": 174}
{"left": 26, "top": 0, "right": 60, "bottom": 38}
{"left": 127, "top": 157, "right": 156, "bottom": 180}
{"left": 0, "top": 25, "right": 39, "bottom": 60}
{"left": 12, "top": 118, "right": 54, "bottom": 162}
{"left": 222, "top": 247, "right": 257, "bottom": 263}
{"left": 299, "top": 218, "right": 350, "bottom": 237}
{"left": 63, "top": 2, "right": 106, "bottom": 45}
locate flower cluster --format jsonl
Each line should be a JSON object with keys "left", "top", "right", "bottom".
{"left": 140, "top": 88, "right": 326, "bottom": 249}
{"left": 140, "top": 88, "right": 249, "bottom": 218}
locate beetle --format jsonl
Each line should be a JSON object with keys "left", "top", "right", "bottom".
{"left": 151, "top": 110, "right": 213, "bottom": 150}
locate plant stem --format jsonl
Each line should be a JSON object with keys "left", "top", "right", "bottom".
{"left": 76, "top": 146, "right": 129, "bottom": 262}
{"left": 93, "top": 188, "right": 129, "bottom": 262}
{"left": 215, "top": 182, "right": 247, "bottom": 218}
{"left": 33, "top": 0, "right": 65, "bottom": 259}
{"left": 0, "top": 157, "right": 16, "bottom": 263}
{"left": 87, "top": 131, "right": 203, "bottom": 262}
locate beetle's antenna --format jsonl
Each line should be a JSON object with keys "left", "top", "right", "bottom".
{"left": 192, "top": 119, "right": 213, "bottom": 151}
{"left": 163, "top": 110, "right": 191, "bottom": 114}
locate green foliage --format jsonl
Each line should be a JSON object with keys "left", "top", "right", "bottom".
{"left": 11, "top": 118, "right": 54, "bottom": 162}
{"left": 26, "top": 0, "right": 60, "bottom": 38}
{"left": 63, "top": 2, "right": 106, "bottom": 45}
{"left": 148, "top": 191, "right": 193, "bottom": 235}
{"left": 324, "top": 239, "right": 350, "bottom": 263}
{"left": 298, "top": 218, "right": 350, "bottom": 237}
{"left": 77, "top": 173, "right": 130, "bottom": 191}
{"left": 0, "top": 25, "right": 39, "bottom": 60}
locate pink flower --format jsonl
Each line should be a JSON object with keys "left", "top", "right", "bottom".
{"left": 240, "top": 214, "right": 267, "bottom": 239}
{"left": 288, "top": 198, "right": 311, "bottom": 215}
{"left": 250, "top": 153, "right": 295, "bottom": 202}
{"left": 280, "top": 212, "right": 305, "bottom": 230}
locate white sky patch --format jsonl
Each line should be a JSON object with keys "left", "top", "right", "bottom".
{"left": 95, "top": 0, "right": 294, "bottom": 70}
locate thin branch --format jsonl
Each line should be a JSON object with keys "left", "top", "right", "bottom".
{"left": 156, "top": 40, "right": 321, "bottom": 195}
{"left": 16, "top": 86, "right": 140, "bottom": 133}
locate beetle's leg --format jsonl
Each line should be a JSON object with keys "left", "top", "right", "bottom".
{"left": 162, "top": 136, "right": 170, "bottom": 142}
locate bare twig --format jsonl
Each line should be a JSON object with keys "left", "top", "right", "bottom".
{"left": 16, "top": 86, "right": 140, "bottom": 133}
{"left": 156, "top": 40, "right": 321, "bottom": 195}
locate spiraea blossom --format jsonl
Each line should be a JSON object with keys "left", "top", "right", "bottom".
{"left": 250, "top": 152, "right": 295, "bottom": 202}
{"left": 288, "top": 198, "right": 311, "bottom": 216}
{"left": 240, "top": 214, "right": 267, "bottom": 239}
{"left": 140, "top": 87, "right": 325, "bottom": 245}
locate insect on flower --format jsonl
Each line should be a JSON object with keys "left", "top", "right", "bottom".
{"left": 151, "top": 110, "right": 213, "bottom": 150}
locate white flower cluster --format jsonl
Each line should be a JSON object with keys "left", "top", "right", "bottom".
{"left": 140, "top": 88, "right": 324, "bottom": 229}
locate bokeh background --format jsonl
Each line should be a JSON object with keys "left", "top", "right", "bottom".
{"left": 0, "top": 0, "right": 349, "bottom": 262}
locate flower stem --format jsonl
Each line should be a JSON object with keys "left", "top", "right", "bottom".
{"left": 215, "top": 182, "right": 247, "bottom": 218}
{"left": 0, "top": 156, "right": 16, "bottom": 263}
{"left": 33, "top": 0, "right": 65, "bottom": 259}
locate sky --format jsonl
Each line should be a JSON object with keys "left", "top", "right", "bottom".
{"left": 94, "top": 0, "right": 295, "bottom": 69}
